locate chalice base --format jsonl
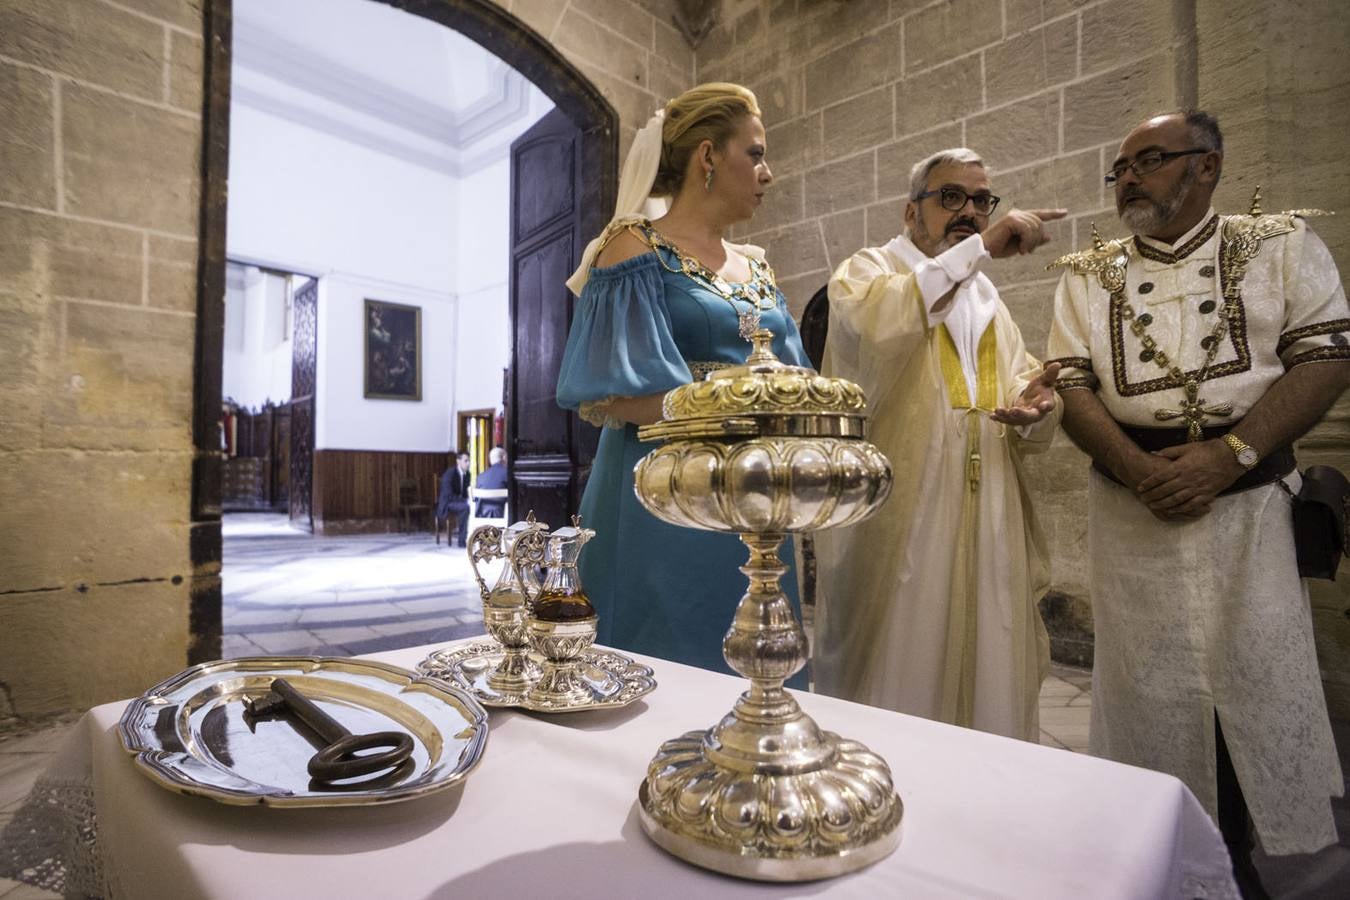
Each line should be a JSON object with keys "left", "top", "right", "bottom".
{"left": 485, "top": 648, "right": 540, "bottom": 693}
{"left": 637, "top": 724, "right": 903, "bottom": 882}
{"left": 524, "top": 661, "right": 593, "bottom": 707}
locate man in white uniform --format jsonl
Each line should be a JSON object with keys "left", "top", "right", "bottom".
{"left": 814, "top": 148, "right": 1064, "bottom": 741}
{"left": 1047, "top": 110, "right": 1346, "bottom": 894}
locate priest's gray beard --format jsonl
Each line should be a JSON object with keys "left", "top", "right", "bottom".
{"left": 1119, "top": 163, "right": 1196, "bottom": 236}
{"left": 909, "top": 207, "right": 968, "bottom": 253}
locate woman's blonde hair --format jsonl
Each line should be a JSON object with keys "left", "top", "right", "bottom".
{"left": 651, "top": 83, "right": 761, "bottom": 197}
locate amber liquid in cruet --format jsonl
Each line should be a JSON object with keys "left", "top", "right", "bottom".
{"left": 531, "top": 589, "right": 596, "bottom": 622}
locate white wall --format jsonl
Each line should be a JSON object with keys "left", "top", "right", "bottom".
{"left": 316, "top": 273, "right": 455, "bottom": 451}
{"left": 222, "top": 264, "right": 293, "bottom": 409}
{"left": 227, "top": 103, "right": 458, "bottom": 290}
{"left": 453, "top": 156, "right": 512, "bottom": 415}
{"left": 225, "top": 19, "right": 555, "bottom": 454}
{"left": 227, "top": 102, "right": 458, "bottom": 451}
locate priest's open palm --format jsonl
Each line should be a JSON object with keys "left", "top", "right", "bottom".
{"left": 992, "top": 362, "right": 1060, "bottom": 425}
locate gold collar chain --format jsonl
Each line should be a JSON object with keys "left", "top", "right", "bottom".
{"left": 637, "top": 223, "right": 778, "bottom": 341}
{"left": 1121, "top": 293, "right": 1235, "bottom": 389}
{"left": 1123, "top": 295, "right": 1237, "bottom": 440}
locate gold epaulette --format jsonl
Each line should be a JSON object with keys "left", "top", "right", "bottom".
{"left": 1046, "top": 221, "right": 1128, "bottom": 275}
{"left": 1243, "top": 183, "right": 1333, "bottom": 222}
{"left": 1045, "top": 239, "right": 1131, "bottom": 274}
{"left": 1222, "top": 209, "right": 1333, "bottom": 245}
{"left": 1221, "top": 186, "right": 1332, "bottom": 244}
{"left": 1045, "top": 196, "right": 1334, "bottom": 276}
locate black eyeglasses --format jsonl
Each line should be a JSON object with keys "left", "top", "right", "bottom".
{"left": 1105, "top": 149, "right": 1208, "bottom": 185}
{"left": 914, "top": 186, "right": 1000, "bottom": 215}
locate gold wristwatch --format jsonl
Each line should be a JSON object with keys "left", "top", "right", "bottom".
{"left": 1222, "top": 433, "right": 1260, "bottom": 469}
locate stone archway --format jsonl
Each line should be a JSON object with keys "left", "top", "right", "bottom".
{"left": 188, "top": 0, "right": 618, "bottom": 662}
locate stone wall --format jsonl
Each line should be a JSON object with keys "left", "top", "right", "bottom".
{"left": 697, "top": 0, "right": 1350, "bottom": 712}
{"left": 506, "top": 0, "right": 697, "bottom": 159}
{"left": 0, "top": 0, "right": 206, "bottom": 721}
{"left": 0, "top": 0, "right": 694, "bottom": 724}
{"left": 1195, "top": 0, "right": 1350, "bottom": 713}
{"left": 2, "top": 0, "right": 1347, "bottom": 722}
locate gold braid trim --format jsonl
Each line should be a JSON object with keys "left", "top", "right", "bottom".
{"left": 1047, "top": 211, "right": 1332, "bottom": 399}
{"left": 1133, "top": 215, "right": 1219, "bottom": 263}
{"left": 1288, "top": 345, "right": 1350, "bottom": 368}
{"left": 1277, "top": 318, "right": 1350, "bottom": 356}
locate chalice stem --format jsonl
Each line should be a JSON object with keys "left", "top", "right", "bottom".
{"left": 723, "top": 532, "right": 808, "bottom": 724}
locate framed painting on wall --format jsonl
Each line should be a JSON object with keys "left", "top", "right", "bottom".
{"left": 364, "top": 298, "right": 422, "bottom": 401}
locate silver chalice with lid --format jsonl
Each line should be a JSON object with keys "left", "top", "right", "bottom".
{"left": 632, "top": 328, "right": 899, "bottom": 882}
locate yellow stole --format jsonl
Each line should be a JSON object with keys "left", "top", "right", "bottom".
{"left": 935, "top": 321, "right": 998, "bottom": 728}
{"left": 936, "top": 323, "right": 998, "bottom": 410}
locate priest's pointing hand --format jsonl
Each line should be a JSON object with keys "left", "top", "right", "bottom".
{"left": 992, "top": 362, "right": 1061, "bottom": 425}
{"left": 983, "top": 208, "right": 1068, "bottom": 257}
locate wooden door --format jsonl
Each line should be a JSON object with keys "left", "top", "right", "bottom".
{"left": 289, "top": 277, "right": 317, "bottom": 532}
{"left": 508, "top": 109, "right": 600, "bottom": 528}
{"left": 272, "top": 404, "right": 291, "bottom": 509}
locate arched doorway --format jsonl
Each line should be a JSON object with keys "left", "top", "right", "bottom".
{"left": 189, "top": 0, "right": 617, "bottom": 661}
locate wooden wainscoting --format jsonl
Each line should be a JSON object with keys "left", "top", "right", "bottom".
{"left": 312, "top": 449, "right": 446, "bottom": 535}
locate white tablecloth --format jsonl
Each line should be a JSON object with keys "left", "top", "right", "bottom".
{"left": 16, "top": 643, "right": 1238, "bottom": 899}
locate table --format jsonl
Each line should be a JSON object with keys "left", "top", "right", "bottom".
{"left": 19, "top": 643, "right": 1238, "bottom": 899}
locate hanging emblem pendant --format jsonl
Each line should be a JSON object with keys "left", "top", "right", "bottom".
{"left": 738, "top": 309, "right": 761, "bottom": 341}
{"left": 1154, "top": 378, "right": 1234, "bottom": 441}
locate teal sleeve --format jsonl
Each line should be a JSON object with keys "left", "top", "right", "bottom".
{"left": 556, "top": 254, "right": 692, "bottom": 409}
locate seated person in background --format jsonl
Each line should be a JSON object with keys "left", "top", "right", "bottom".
{"left": 436, "top": 450, "right": 471, "bottom": 547}
{"left": 475, "top": 447, "right": 508, "bottom": 518}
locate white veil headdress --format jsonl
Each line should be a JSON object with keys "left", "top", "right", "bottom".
{"left": 565, "top": 110, "right": 671, "bottom": 296}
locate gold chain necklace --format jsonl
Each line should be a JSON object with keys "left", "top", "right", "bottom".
{"left": 639, "top": 224, "right": 778, "bottom": 341}
{"left": 1122, "top": 291, "right": 1236, "bottom": 440}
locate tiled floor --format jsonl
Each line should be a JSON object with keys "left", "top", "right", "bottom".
{"left": 221, "top": 512, "right": 484, "bottom": 658}
{"left": 0, "top": 718, "right": 80, "bottom": 899}
{"left": 1, "top": 513, "right": 1343, "bottom": 896}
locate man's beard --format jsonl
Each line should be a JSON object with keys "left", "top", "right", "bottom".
{"left": 912, "top": 208, "right": 981, "bottom": 253}
{"left": 1118, "top": 163, "right": 1196, "bottom": 236}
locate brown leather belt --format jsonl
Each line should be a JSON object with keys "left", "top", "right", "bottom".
{"left": 1093, "top": 422, "right": 1296, "bottom": 495}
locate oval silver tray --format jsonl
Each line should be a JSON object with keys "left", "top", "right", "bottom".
{"left": 419, "top": 640, "right": 656, "bottom": 713}
{"left": 118, "top": 656, "right": 489, "bottom": 807}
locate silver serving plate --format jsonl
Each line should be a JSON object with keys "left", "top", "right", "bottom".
{"left": 118, "top": 656, "right": 489, "bottom": 807}
{"left": 419, "top": 640, "right": 656, "bottom": 713}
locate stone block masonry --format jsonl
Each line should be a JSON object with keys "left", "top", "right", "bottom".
{"left": 0, "top": 0, "right": 208, "bottom": 717}
{"left": 696, "top": 0, "right": 1350, "bottom": 712}
{"left": 1, "top": 0, "right": 1347, "bottom": 720}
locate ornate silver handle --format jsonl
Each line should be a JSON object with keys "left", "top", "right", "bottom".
{"left": 508, "top": 527, "right": 548, "bottom": 609}
{"left": 466, "top": 525, "right": 504, "bottom": 601}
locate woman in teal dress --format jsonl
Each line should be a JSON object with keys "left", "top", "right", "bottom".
{"left": 556, "top": 84, "right": 811, "bottom": 678}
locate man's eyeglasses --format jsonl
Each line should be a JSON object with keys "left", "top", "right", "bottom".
{"left": 914, "top": 186, "right": 1000, "bottom": 215}
{"left": 1104, "top": 149, "right": 1208, "bottom": 185}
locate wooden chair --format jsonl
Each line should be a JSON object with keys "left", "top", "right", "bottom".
{"left": 397, "top": 476, "right": 431, "bottom": 533}
{"left": 466, "top": 486, "right": 509, "bottom": 538}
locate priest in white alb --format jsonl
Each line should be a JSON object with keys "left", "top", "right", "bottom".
{"left": 813, "top": 148, "right": 1066, "bottom": 741}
